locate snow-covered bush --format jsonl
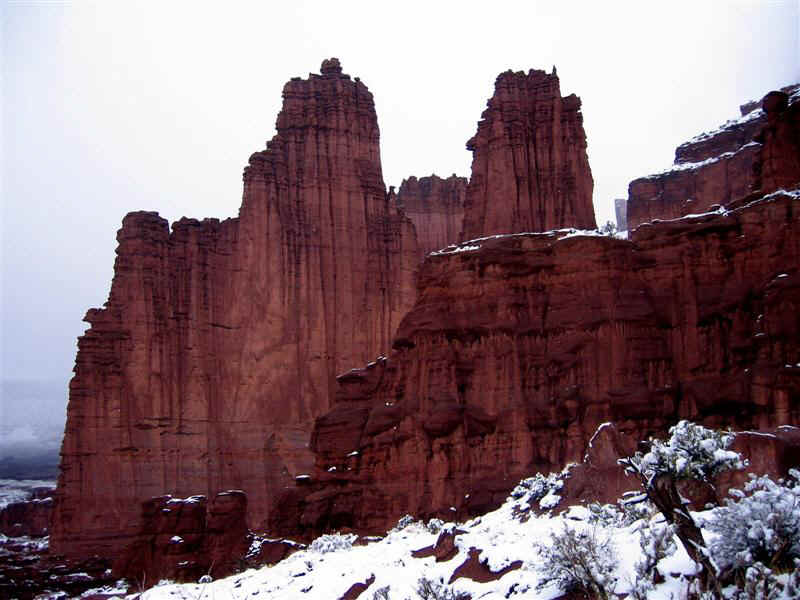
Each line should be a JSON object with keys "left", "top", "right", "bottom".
{"left": 624, "top": 420, "right": 746, "bottom": 484}
{"left": 425, "top": 518, "right": 445, "bottom": 534}
{"left": 707, "top": 470, "right": 800, "bottom": 574}
{"left": 391, "top": 514, "right": 417, "bottom": 532}
{"left": 509, "top": 470, "right": 565, "bottom": 512}
{"left": 629, "top": 520, "right": 676, "bottom": 599}
{"left": 372, "top": 585, "right": 391, "bottom": 600}
{"left": 587, "top": 499, "right": 652, "bottom": 528}
{"left": 534, "top": 524, "right": 618, "bottom": 600}
{"left": 620, "top": 421, "right": 747, "bottom": 593}
{"left": 415, "top": 576, "right": 470, "bottom": 600}
{"left": 309, "top": 532, "right": 357, "bottom": 554}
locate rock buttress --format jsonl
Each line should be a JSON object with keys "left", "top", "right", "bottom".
{"left": 460, "top": 68, "right": 596, "bottom": 240}
{"left": 51, "top": 59, "right": 419, "bottom": 558}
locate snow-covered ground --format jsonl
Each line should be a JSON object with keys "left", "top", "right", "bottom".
{"left": 99, "top": 487, "right": 716, "bottom": 600}
{"left": 0, "top": 478, "right": 56, "bottom": 509}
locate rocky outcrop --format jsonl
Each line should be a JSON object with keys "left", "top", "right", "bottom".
{"left": 627, "top": 85, "right": 800, "bottom": 229}
{"left": 460, "top": 68, "right": 596, "bottom": 240}
{"left": 395, "top": 175, "right": 467, "bottom": 258}
{"left": 51, "top": 59, "right": 419, "bottom": 559}
{"left": 114, "top": 491, "right": 250, "bottom": 583}
{"left": 0, "top": 489, "right": 53, "bottom": 537}
{"left": 295, "top": 188, "right": 800, "bottom": 536}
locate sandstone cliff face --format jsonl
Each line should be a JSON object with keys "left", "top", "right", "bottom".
{"left": 295, "top": 188, "right": 800, "bottom": 537}
{"left": 460, "top": 68, "right": 596, "bottom": 240}
{"left": 627, "top": 86, "right": 800, "bottom": 229}
{"left": 51, "top": 59, "right": 419, "bottom": 558}
{"left": 395, "top": 175, "right": 467, "bottom": 258}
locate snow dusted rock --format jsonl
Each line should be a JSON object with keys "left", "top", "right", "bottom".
{"left": 114, "top": 490, "right": 251, "bottom": 583}
{"left": 337, "top": 573, "right": 375, "bottom": 600}
{"left": 449, "top": 547, "right": 523, "bottom": 584}
{"left": 0, "top": 488, "right": 53, "bottom": 537}
{"left": 52, "top": 59, "right": 420, "bottom": 561}
{"left": 460, "top": 67, "right": 596, "bottom": 239}
{"left": 627, "top": 84, "right": 800, "bottom": 229}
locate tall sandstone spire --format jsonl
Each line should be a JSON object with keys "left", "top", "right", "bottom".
{"left": 50, "top": 59, "right": 419, "bottom": 558}
{"left": 460, "top": 68, "right": 596, "bottom": 239}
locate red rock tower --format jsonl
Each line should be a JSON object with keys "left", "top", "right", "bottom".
{"left": 460, "top": 68, "right": 596, "bottom": 239}
{"left": 50, "top": 59, "right": 419, "bottom": 559}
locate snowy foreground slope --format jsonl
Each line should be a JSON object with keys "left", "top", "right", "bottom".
{"left": 73, "top": 422, "right": 800, "bottom": 600}
{"left": 124, "top": 499, "right": 693, "bottom": 600}
{"left": 89, "top": 485, "right": 786, "bottom": 599}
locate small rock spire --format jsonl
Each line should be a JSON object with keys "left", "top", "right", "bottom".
{"left": 321, "top": 57, "right": 343, "bottom": 75}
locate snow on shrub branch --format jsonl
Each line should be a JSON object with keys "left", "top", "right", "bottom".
{"left": 622, "top": 420, "right": 746, "bottom": 485}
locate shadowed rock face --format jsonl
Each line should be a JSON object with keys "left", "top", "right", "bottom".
{"left": 295, "top": 189, "right": 800, "bottom": 537}
{"left": 395, "top": 175, "right": 468, "bottom": 258}
{"left": 460, "top": 68, "right": 596, "bottom": 240}
{"left": 51, "top": 60, "right": 419, "bottom": 559}
{"left": 627, "top": 85, "right": 800, "bottom": 230}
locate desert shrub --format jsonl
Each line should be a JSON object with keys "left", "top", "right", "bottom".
{"left": 425, "top": 518, "right": 445, "bottom": 534}
{"left": 309, "top": 532, "right": 357, "bottom": 554}
{"left": 414, "top": 576, "right": 470, "bottom": 600}
{"left": 624, "top": 420, "right": 746, "bottom": 484}
{"left": 372, "top": 585, "right": 391, "bottom": 600}
{"left": 620, "top": 420, "right": 746, "bottom": 594}
{"left": 391, "top": 514, "right": 417, "bottom": 532}
{"left": 509, "top": 471, "right": 564, "bottom": 511}
{"left": 628, "top": 520, "right": 676, "bottom": 599}
{"left": 599, "top": 221, "right": 618, "bottom": 235}
{"left": 707, "top": 470, "right": 800, "bottom": 575}
{"left": 587, "top": 499, "right": 652, "bottom": 528}
{"left": 534, "top": 524, "right": 617, "bottom": 600}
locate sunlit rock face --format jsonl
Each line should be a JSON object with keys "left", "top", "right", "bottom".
{"left": 51, "top": 59, "right": 419, "bottom": 559}
{"left": 627, "top": 84, "right": 800, "bottom": 230}
{"left": 395, "top": 175, "right": 468, "bottom": 258}
{"left": 296, "top": 174, "right": 800, "bottom": 536}
{"left": 460, "top": 67, "right": 596, "bottom": 240}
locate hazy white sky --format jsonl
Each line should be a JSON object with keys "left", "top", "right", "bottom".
{"left": 2, "top": 0, "right": 799, "bottom": 407}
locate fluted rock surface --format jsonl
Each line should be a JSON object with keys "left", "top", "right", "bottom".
{"left": 51, "top": 59, "right": 419, "bottom": 558}
{"left": 627, "top": 85, "right": 800, "bottom": 229}
{"left": 460, "top": 68, "right": 596, "bottom": 240}
{"left": 295, "top": 189, "right": 800, "bottom": 536}
{"left": 395, "top": 175, "right": 467, "bottom": 258}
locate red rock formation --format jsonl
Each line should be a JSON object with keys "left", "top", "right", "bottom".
{"left": 0, "top": 490, "right": 53, "bottom": 537}
{"left": 460, "top": 68, "right": 596, "bottom": 240}
{"left": 395, "top": 175, "right": 467, "bottom": 258}
{"left": 114, "top": 491, "right": 250, "bottom": 583}
{"left": 51, "top": 59, "right": 419, "bottom": 560}
{"left": 296, "top": 188, "right": 800, "bottom": 536}
{"left": 627, "top": 85, "right": 800, "bottom": 229}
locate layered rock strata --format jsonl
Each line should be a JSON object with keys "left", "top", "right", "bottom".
{"left": 293, "top": 188, "right": 800, "bottom": 536}
{"left": 627, "top": 85, "right": 800, "bottom": 229}
{"left": 460, "top": 67, "right": 596, "bottom": 240}
{"left": 51, "top": 59, "right": 419, "bottom": 558}
{"left": 395, "top": 175, "right": 467, "bottom": 258}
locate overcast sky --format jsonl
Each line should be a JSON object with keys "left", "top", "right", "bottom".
{"left": 2, "top": 1, "right": 799, "bottom": 434}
